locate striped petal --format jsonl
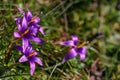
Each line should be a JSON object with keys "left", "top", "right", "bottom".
{"left": 22, "top": 38, "right": 29, "bottom": 53}
{"left": 29, "top": 25, "right": 38, "bottom": 36}
{"left": 34, "top": 57, "right": 43, "bottom": 66}
{"left": 71, "top": 35, "right": 78, "bottom": 45}
{"left": 36, "top": 24, "right": 44, "bottom": 35}
{"left": 27, "top": 10, "right": 33, "bottom": 21}
{"left": 19, "top": 55, "right": 28, "bottom": 62}
{"left": 59, "top": 40, "right": 75, "bottom": 47}
{"left": 14, "top": 46, "right": 22, "bottom": 52}
{"left": 39, "top": 25, "right": 45, "bottom": 35}
{"left": 30, "top": 36, "right": 44, "bottom": 44}
{"left": 14, "top": 32, "right": 21, "bottom": 38}
{"left": 30, "top": 61, "right": 35, "bottom": 76}
{"left": 17, "top": 24, "right": 22, "bottom": 32}
{"left": 77, "top": 47, "right": 86, "bottom": 61}
{"left": 17, "top": 6, "right": 25, "bottom": 15}
{"left": 63, "top": 48, "right": 77, "bottom": 62}
{"left": 14, "top": 18, "right": 21, "bottom": 24}
{"left": 22, "top": 16, "right": 28, "bottom": 32}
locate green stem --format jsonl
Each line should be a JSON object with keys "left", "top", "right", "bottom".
{"left": 48, "top": 62, "right": 64, "bottom": 80}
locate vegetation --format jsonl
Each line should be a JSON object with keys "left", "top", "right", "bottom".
{"left": 0, "top": 0, "right": 120, "bottom": 80}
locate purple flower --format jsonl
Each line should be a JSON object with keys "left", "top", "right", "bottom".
{"left": 15, "top": 7, "right": 44, "bottom": 35}
{"left": 14, "top": 7, "right": 44, "bottom": 44}
{"left": 16, "top": 43, "right": 43, "bottom": 75}
{"left": 59, "top": 35, "right": 87, "bottom": 62}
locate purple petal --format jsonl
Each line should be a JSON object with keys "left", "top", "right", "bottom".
{"left": 25, "top": 46, "right": 33, "bottom": 56}
{"left": 38, "top": 25, "right": 45, "bottom": 35}
{"left": 71, "top": 35, "right": 78, "bottom": 45}
{"left": 22, "top": 16, "right": 28, "bottom": 31}
{"left": 30, "top": 61, "right": 35, "bottom": 76}
{"left": 17, "top": 24, "right": 22, "bottom": 31}
{"left": 34, "top": 57, "right": 43, "bottom": 66}
{"left": 14, "top": 46, "right": 22, "bottom": 52}
{"left": 32, "top": 24, "right": 44, "bottom": 35}
{"left": 14, "top": 18, "right": 21, "bottom": 24}
{"left": 31, "top": 36, "right": 44, "bottom": 44}
{"left": 39, "top": 27, "right": 44, "bottom": 35}
{"left": 14, "top": 32, "right": 21, "bottom": 38}
{"left": 19, "top": 55, "right": 28, "bottom": 62}
{"left": 22, "top": 38, "right": 29, "bottom": 52}
{"left": 17, "top": 6, "right": 25, "bottom": 14}
{"left": 34, "top": 17, "right": 40, "bottom": 23}
{"left": 27, "top": 10, "right": 33, "bottom": 22}
{"left": 59, "top": 40, "right": 75, "bottom": 47}
{"left": 77, "top": 47, "right": 86, "bottom": 61}
{"left": 63, "top": 48, "right": 77, "bottom": 62}
{"left": 29, "top": 26, "right": 38, "bottom": 36}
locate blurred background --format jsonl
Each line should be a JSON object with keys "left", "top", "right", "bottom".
{"left": 0, "top": 0, "right": 120, "bottom": 80}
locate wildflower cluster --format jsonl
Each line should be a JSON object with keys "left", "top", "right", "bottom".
{"left": 13, "top": 7, "right": 87, "bottom": 76}
{"left": 14, "top": 7, "right": 44, "bottom": 75}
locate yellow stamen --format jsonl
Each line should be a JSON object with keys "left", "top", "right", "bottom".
{"left": 27, "top": 51, "right": 35, "bottom": 58}
{"left": 29, "top": 16, "right": 37, "bottom": 23}
{"left": 77, "top": 41, "right": 87, "bottom": 48}
{"left": 21, "top": 29, "right": 29, "bottom": 37}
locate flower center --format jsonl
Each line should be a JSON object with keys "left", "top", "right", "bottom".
{"left": 27, "top": 51, "right": 35, "bottom": 58}
{"left": 13, "top": 29, "right": 29, "bottom": 42}
{"left": 21, "top": 29, "right": 29, "bottom": 37}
